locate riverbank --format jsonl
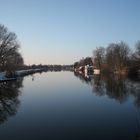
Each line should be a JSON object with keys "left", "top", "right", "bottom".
{"left": 0, "top": 69, "right": 44, "bottom": 82}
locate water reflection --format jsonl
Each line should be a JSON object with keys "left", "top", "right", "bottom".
{"left": 0, "top": 72, "right": 139, "bottom": 140}
{"left": 74, "top": 71, "right": 92, "bottom": 85}
{"left": 74, "top": 72, "right": 140, "bottom": 106}
{"left": 0, "top": 78, "right": 23, "bottom": 124}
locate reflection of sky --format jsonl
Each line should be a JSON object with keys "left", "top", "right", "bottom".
{"left": 0, "top": 0, "right": 140, "bottom": 64}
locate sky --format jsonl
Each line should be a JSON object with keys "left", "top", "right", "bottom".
{"left": 0, "top": 0, "right": 140, "bottom": 65}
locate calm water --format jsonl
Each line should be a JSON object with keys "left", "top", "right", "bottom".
{"left": 0, "top": 71, "right": 140, "bottom": 140}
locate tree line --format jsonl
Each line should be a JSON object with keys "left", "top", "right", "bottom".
{"left": 1, "top": 24, "right": 140, "bottom": 76}
{"left": 74, "top": 41, "right": 140, "bottom": 76}
{"left": 0, "top": 24, "right": 24, "bottom": 75}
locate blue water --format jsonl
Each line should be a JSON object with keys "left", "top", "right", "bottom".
{"left": 0, "top": 71, "right": 140, "bottom": 140}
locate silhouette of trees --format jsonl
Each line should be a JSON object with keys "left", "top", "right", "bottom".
{"left": 92, "top": 41, "right": 130, "bottom": 74}
{"left": 106, "top": 42, "right": 130, "bottom": 73}
{"left": 0, "top": 24, "right": 24, "bottom": 72}
{"left": 125, "top": 41, "right": 140, "bottom": 76}
{"left": 74, "top": 41, "right": 140, "bottom": 76}
{"left": 74, "top": 57, "right": 93, "bottom": 69}
{"left": 83, "top": 57, "right": 93, "bottom": 66}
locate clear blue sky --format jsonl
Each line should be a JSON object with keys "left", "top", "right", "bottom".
{"left": 0, "top": 0, "right": 140, "bottom": 65}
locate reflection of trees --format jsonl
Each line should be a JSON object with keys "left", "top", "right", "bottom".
{"left": 104, "top": 75, "right": 128, "bottom": 103}
{"left": 126, "top": 80, "right": 140, "bottom": 107}
{"left": 91, "top": 75, "right": 105, "bottom": 96}
{"left": 0, "top": 78, "right": 23, "bottom": 124}
{"left": 93, "top": 75, "right": 140, "bottom": 105}
{"left": 74, "top": 72, "right": 140, "bottom": 106}
{"left": 74, "top": 72, "right": 92, "bottom": 85}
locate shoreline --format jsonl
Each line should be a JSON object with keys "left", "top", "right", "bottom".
{"left": 0, "top": 69, "right": 44, "bottom": 82}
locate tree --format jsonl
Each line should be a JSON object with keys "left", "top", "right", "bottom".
{"left": 128, "top": 41, "right": 140, "bottom": 76}
{"left": 93, "top": 47, "right": 105, "bottom": 69}
{"left": 83, "top": 57, "right": 93, "bottom": 66}
{"left": 106, "top": 44, "right": 115, "bottom": 71}
{"left": 0, "top": 24, "right": 23, "bottom": 72}
{"left": 134, "top": 40, "right": 140, "bottom": 60}
{"left": 106, "top": 42, "right": 130, "bottom": 73}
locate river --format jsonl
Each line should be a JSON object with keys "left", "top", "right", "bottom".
{"left": 0, "top": 71, "right": 140, "bottom": 140}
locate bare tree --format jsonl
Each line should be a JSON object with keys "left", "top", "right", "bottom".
{"left": 106, "top": 42, "right": 130, "bottom": 73}
{"left": 0, "top": 24, "right": 23, "bottom": 72}
{"left": 93, "top": 47, "right": 105, "bottom": 69}
{"left": 106, "top": 44, "right": 115, "bottom": 71}
{"left": 134, "top": 40, "right": 140, "bottom": 60}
